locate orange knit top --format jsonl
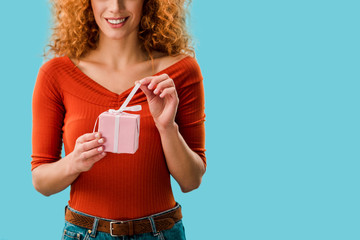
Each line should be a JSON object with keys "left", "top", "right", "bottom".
{"left": 31, "top": 56, "right": 206, "bottom": 220}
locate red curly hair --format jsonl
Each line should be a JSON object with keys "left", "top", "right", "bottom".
{"left": 47, "top": 0, "right": 194, "bottom": 59}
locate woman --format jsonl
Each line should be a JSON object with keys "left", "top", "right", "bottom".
{"left": 31, "top": 0, "right": 206, "bottom": 239}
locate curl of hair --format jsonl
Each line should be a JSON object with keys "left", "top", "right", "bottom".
{"left": 46, "top": 0, "right": 194, "bottom": 59}
{"left": 139, "top": 0, "right": 194, "bottom": 59}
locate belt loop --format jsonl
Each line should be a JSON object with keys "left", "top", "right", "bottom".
{"left": 148, "top": 217, "right": 159, "bottom": 236}
{"left": 89, "top": 217, "right": 99, "bottom": 238}
{"left": 128, "top": 221, "right": 134, "bottom": 236}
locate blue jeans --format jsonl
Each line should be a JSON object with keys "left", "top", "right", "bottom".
{"left": 61, "top": 205, "right": 186, "bottom": 240}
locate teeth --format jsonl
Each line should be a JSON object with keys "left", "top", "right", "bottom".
{"left": 107, "top": 18, "right": 126, "bottom": 24}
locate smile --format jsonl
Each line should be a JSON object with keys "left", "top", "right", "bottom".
{"left": 106, "top": 18, "right": 126, "bottom": 25}
{"left": 106, "top": 17, "right": 127, "bottom": 26}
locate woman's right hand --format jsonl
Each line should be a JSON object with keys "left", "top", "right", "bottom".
{"left": 32, "top": 132, "right": 107, "bottom": 196}
{"left": 69, "top": 132, "right": 107, "bottom": 174}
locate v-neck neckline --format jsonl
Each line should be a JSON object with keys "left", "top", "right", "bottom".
{"left": 65, "top": 55, "right": 190, "bottom": 99}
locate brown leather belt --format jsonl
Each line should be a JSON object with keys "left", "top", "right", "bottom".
{"left": 65, "top": 205, "right": 182, "bottom": 237}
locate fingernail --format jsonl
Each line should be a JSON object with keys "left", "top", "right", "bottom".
{"left": 139, "top": 79, "right": 144, "bottom": 83}
{"left": 148, "top": 84, "right": 153, "bottom": 89}
{"left": 97, "top": 146, "right": 103, "bottom": 152}
{"left": 98, "top": 138, "right": 104, "bottom": 144}
{"left": 101, "top": 152, "right": 106, "bottom": 156}
{"left": 153, "top": 88, "right": 158, "bottom": 94}
{"left": 95, "top": 133, "right": 100, "bottom": 138}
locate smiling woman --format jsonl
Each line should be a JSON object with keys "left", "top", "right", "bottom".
{"left": 48, "top": 0, "right": 194, "bottom": 60}
{"left": 32, "top": 0, "right": 206, "bottom": 239}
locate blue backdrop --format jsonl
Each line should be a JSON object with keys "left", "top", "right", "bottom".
{"left": 1, "top": 0, "right": 359, "bottom": 239}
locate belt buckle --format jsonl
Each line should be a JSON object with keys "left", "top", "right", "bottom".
{"left": 110, "top": 221, "right": 124, "bottom": 237}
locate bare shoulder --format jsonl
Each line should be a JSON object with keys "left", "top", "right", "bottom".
{"left": 153, "top": 53, "right": 189, "bottom": 73}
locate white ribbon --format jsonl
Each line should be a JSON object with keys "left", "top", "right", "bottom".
{"left": 92, "top": 83, "right": 142, "bottom": 152}
{"left": 108, "top": 83, "right": 142, "bottom": 114}
{"left": 113, "top": 115, "right": 120, "bottom": 152}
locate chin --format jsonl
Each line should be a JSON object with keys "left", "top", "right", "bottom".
{"left": 102, "top": 32, "right": 127, "bottom": 40}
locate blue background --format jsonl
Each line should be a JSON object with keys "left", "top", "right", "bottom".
{"left": 1, "top": 0, "right": 359, "bottom": 239}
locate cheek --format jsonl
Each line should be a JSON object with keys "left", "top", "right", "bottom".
{"left": 127, "top": 0, "right": 144, "bottom": 18}
{"left": 91, "top": 1, "right": 104, "bottom": 23}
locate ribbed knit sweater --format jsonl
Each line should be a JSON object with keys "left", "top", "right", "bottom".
{"left": 31, "top": 56, "right": 206, "bottom": 220}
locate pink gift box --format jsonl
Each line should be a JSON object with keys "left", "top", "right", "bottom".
{"left": 93, "top": 83, "right": 142, "bottom": 154}
{"left": 98, "top": 111, "right": 140, "bottom": 154}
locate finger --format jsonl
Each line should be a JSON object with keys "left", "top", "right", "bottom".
{"left": 76, "top": 132, "right": 101, "bottom": 144}
{"left": 137, "top": 76, "right": 154, "bottom": 86}
{"left": 80, "top": 137, "right": 106, "bottom": 152}
{"left": 147, "top": 74, "right": 169, "bottom": 90}
{"left": 91, "top": 151, "right": 107, "bottom": 164}
{"left": 153, "top": 79, "right": 175, "bottom": 95}
{"left": 81, "top": 146, "right": 105, "bottom": 160}
{"left": 159, "top": 87, "right": 177, "bottom": 98}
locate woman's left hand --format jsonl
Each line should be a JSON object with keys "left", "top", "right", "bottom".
{"left": 136, "top": 74, "right": 179, "bottom": 131}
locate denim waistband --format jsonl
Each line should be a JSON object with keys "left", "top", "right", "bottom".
{"left": 66, "top": 203, "right": 181, "bottom": 223}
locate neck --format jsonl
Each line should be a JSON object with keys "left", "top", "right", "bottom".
{"left": 89, "top": 30, "right": 148, "bottom": 70}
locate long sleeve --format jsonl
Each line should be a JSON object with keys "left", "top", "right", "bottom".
{"left": 175, "top": 60, "right": 207, "bottom": 168}
{"left": 31, "top": 68, "right": 65, "bottom": 171}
